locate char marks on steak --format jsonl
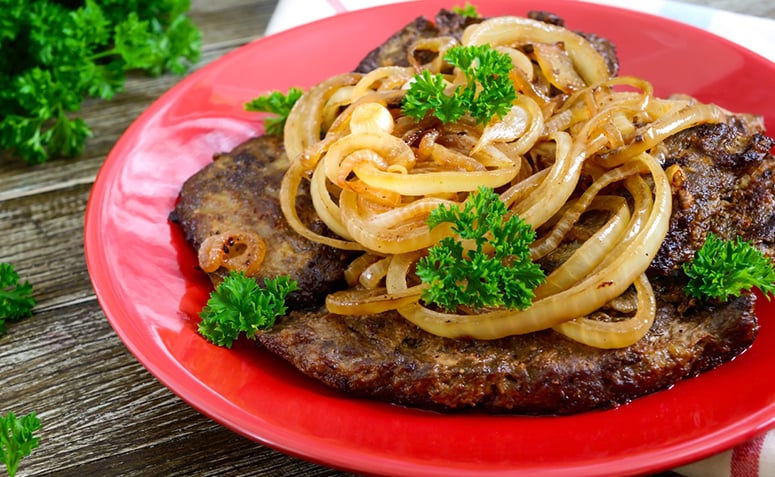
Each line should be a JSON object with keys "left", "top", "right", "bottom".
{"left": 171, "top": 135, "right": 352, "bottom": 310}
{"left": 355, "top": 10, "right": 620, "bottom": 77}
{"left": 354, "top": 10, "right": 482, "bottom": 73}
{"left": 173, "top": 11, "right": 775, "bottom": 414}
{"left": 258, "top": 290, "right": 757, "bottom": 414}
{"left": 652, "top": 114, "right": 775, "bottom": 273}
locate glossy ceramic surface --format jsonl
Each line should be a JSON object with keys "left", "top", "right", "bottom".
{"left": 85, "top": 1, "right": 775, "bottom": 475}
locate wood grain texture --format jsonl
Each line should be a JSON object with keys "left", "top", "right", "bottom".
{"left": 0, "top": 1, "right": 771, "bottom": 476}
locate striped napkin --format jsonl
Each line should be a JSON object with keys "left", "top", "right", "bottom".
{"left": 675, "top": 432, "right": 775, "bottom": 477}
{"left": 265, "top": 1, "right": 775, "bottom": 475}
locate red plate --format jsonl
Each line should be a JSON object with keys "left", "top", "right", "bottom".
{"left": 85, "top": 1, "right": 775, "bottom": 475}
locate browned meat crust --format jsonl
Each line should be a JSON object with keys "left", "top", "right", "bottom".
{"left": 172, "top": 11, "right": 774, "bottom": 414}
{"left": 527, "top": 10, "right": 620, "bottom": 77}
{"left": 170, "top": 135, "right": 352, "bottom": 310}
{"left": 354, "top": 16, "right": 439, "bottom": 72}
{"left": 651, "top": 115, "right": 775, "bottom": 273}
{"left": 248, "top": 109, "right": 772, "bottom": 413}
{"left": 354, "top": 10, "right": 484, "bottom": 72}
{"left": 257, "top": 285, "right": 758, "bottom": 414}
{"left": 356, "top": 10, "right": 620, "bottom": 76}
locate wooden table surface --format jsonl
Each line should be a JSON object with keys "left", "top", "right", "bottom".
{"left": 1, "top": 1, "right": 771, "bottom": 476}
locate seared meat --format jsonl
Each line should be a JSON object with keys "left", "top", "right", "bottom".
{"left": 247, "top": 109, "right": 774, "bottom": 413}
{"left": 354, "top": 10, "right": 484, "bottom": 72}
{"left": 527, "top": 10, "right": 620, "bottom": 76}
{"left": 174, "top": 10, "right": 775, "bottom": 414}
{"left": 257, "top": 286, "right": 757, "bottom": 414}
{"left": 171, "top": 135, "right": 352, "bottom": 310}
{"left": 651, "top": 114, "right": 775, "bottom": 273}
{"left": 434, "top": 8, "right": 487, "bottom": 40}
{"left": 251, "top": 110, "right": 774, "bottom": 413}
{"left": 354, "top": 16, "right": 439, "bottom": 73}
{"left": 526, "top": 10, "right": 566, "bottom": 26}
{"left": 355, "top": 10, "right": 619, "bottom": 77}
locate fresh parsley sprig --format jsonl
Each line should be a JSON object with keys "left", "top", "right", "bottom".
{"left": 416, "top": 187, "right": 545, "bottom": 311}
{"left": 0, "top": 0, "right": 201, "bottom": 164}
{"left": 0, "top": 263, "right": 36, "bottom": 337}
{"left": 452, "top": 3, "right": 480, "bottom": 18}
{"left": 0, "top": 411, "right": 41, "bottom": 477}
{"left": 244, "top": 88, "right": 304, "bottom": 136}
{"left": 198, "top": 272, "right": 298, "bottom": 348}
{"left": 401, "top": 44, "right": 516, "bottom": 125}
{"left": 683, "top": 233, "right": 775, "bottom": 302}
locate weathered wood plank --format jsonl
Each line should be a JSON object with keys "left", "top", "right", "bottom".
{"left": 0, "top": 184, "right": 93, "bottom": 308}
{"left": 0, "top": 301, "right": 355, "bottom": 477}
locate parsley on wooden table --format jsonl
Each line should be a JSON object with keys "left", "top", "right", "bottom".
{"left": 0, "top": 411, "right": 41, "bottom": 477}
{"left": 0, "top": 0, "right": 201, "bottom": 164}
{"left": 0, "top": 263, "right": 36, "bottom": 337}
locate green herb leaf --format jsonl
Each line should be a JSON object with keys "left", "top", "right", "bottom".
{"left": 683, "top": 233, "right": 775, "bottom": 302}
{"left": 401, "top": 44, "right": 516, "bottom": 125}
{"left": 452, "top": 2, "right": 480, "bottom": 18}
{"left": 0, "top": 0, "right": 201, "bottom": 164}
{"left": 0, "top": 263, "right": 36, "bottom": 337}
{"left": 111, "top": 10, "right": 201, "bottom": 77}
{"left": 0, "top": 411, "right": 41, "bottom": 477}
{"left": 416, "top": 187, "right": 545, "bottom": 311}
{"left": 198, "top": 272, "right": 299, "bottom": 348}
{"left": 401, "top": 70, "right": 469, "bottom": 124}
{"left": 244, "top": 88, "right": 304, "bottom": 136}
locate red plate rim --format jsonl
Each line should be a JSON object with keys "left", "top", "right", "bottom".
{"left": 85, "top": 1, "right": 775, "bottom": 476}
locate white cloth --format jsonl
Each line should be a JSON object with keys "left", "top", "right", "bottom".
{"left": 265, "top": 1, "right": 775, "bottom": 475}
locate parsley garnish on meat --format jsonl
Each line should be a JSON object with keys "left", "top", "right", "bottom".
{"left": 244, "top": 88, "right": 304, "bottom": 135}
{"left": 683, "top": 233, "right": 775, "bottom": 302}
{"left": 452, "top": 3, "right": 480, "bottom": 18}
{"left": 0, "top": 0, "right": 201, "bottom": 164}
{"left": 0, "top": 263, "right": 36, "bottom": 337}
{"left": 401, "top": 44, "right": 516, "bottom": 125}
{"left": 0, "top": 411, "right": 41, "bottom": 477}
{"left": 198, "top": 272, "right": 298, "bottom": 348}
{"left": 415, "top": 187, "right": 545, "bottom": 311}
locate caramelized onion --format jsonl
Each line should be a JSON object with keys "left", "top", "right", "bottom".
{"left": 462, "top": 16, "right": 611, "bottom": 85}
{"left": 326, "top": 285, "right": 425, "bottom": 315}
{"left": 274, "top": 16, "right": 714, "bottom": 349}
{"left": 532, "top": 42, "right": 587, "bottom": 93}
{"left": 284, "top": 73, "right": 362, "bottom": 162}
{"left": 552, "top": 273, "right": 656, "bottom": 348}
{"left": 198, "top": 231, "right": 266, "bottom": 276}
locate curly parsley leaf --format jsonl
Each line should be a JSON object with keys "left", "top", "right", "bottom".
{"left": 401, "top": 44, "right": 516, "bottom": 125}
{"left": 683, "top": 233, "right": 775, "bottom": 302}
{"left": 452, "top": 3, "right": 480, "bottom": 18}
{"left": 244, "top": 88, "right": 304, "bottom": 136}
{"left": 0, "top": 0, "right": 201, "bottom": 164}
{"left": 0, "top": 411, "right": 41, "bottom": 477}
{"left": 400, "top": 70, "right": 469, "bottom": 124}
{"left": 416, "top": 187, "right": 545, "bottom": 311}
{"left": 0, "top": 263, "right": 36, "bottom": 337}
{"left": 198, "top": 272, "right": 299, "bottom": 348}
{"left": 109, "top": 9, "right": 201, "bottom": 77}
